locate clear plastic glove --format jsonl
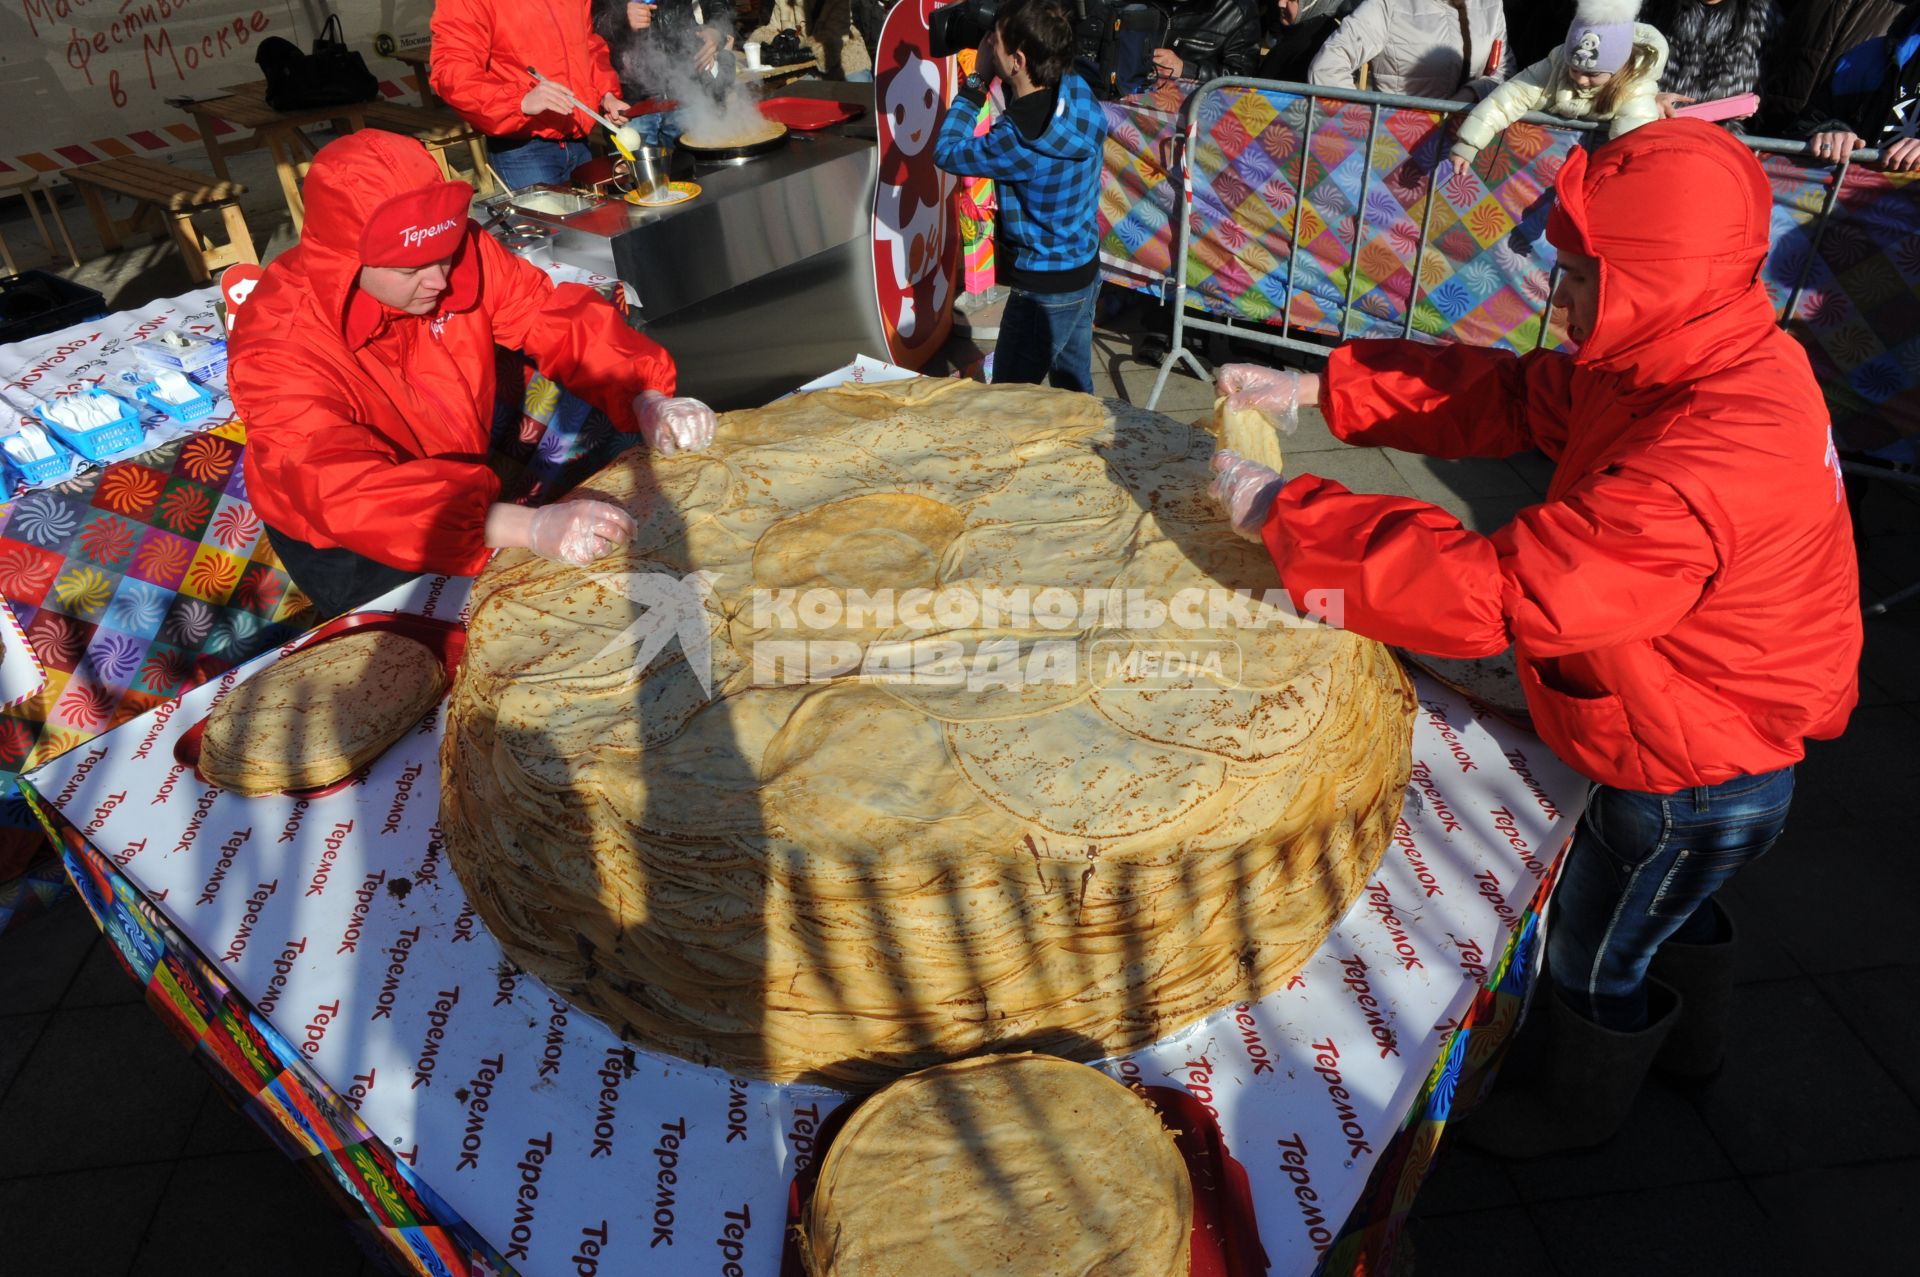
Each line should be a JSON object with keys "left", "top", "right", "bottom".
{"left": 636, "top": 388, "right": 717, "bottom": 456}
{"left": 1217, "top": 364, "right": 1305, "bottom": 431}
{"left": 526, "top": 500, "right": 636, "bottom": 565}
{"left": 1209, "top": 449, "right": 1285, "bottom": 542}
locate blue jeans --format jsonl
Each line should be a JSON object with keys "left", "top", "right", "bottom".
{"left": 992, "top": 278, "right": 1100, "bottom": 393}
{"left": 630, "top": 109, "right": 683, "bottom": 148}
{"left": 1546, "top": 767, "right": 1795, "bottom": 1030}
{"left": 487, "top": 137, "right": 593, "bottom": 189}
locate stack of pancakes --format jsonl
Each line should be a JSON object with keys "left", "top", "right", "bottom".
{"left": 441, "top": 378, "right": 1415, "bottom": 1083}
{"left": 202, "top": 630, "right": 445, "bottom": 795}
{"left": 802, "top": 1054, "right": 1192, "bottom": 1277}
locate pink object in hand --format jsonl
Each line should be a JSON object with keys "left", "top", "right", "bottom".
{"left": 1673, "top": 92, "right": 1760, "bottom": 123}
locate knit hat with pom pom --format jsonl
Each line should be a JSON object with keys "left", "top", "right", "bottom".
{"left": 1564, "top": 0, "right": 1640, "bottom": 75}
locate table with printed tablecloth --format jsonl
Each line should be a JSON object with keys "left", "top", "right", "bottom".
{"left": 0, "top": 421, "right": 316, "bottom": 928}
{"left": 19, "top": 346, "right": 1590, "bottom": 1274}
{"left": 0, "top": 268, "right": 648, "bottom": 934}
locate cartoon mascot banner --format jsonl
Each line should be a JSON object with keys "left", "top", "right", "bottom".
{"left": 872, "top": 0, "right": 963, "bottom": 368}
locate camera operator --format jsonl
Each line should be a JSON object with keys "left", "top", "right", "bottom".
{"left": 935, "top": 0, "right": 1109, "bottom": 391}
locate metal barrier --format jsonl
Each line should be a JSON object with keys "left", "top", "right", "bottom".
{"left": 1140, "top": 77, "right": 1894, "bottom": 414}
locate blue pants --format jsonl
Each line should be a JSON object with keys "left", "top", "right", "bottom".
{"left": 487, "top": 137, "right": 593, "bottom": 189}
{"left": 992, "top": 278, "right": 1100, "bottom": 393}
{"left": 630, "top": 110, "right": 683, "bottom": 148}
{"left": 1546, "top": 767, "right": 1795, "bottom": 1030}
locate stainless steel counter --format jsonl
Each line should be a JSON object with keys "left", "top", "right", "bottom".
{"left": 504, "top": 119, "right": 890, "bottom": 409}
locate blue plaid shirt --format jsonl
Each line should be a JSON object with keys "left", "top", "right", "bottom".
{"left": 934, "top": 73, "right": 1107, "bottom": 276}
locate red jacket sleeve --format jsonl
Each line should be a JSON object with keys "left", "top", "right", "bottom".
{"left": 235, "top": 347, "right": 500, "bottom": 577}
{"left": 476, "top": 234, "right": 677, "bottom": 433}
{"left": 1261, "top": 468, "right": 1718, "bottom": 659}
{"left": 1323, "top": 340, "right": 1577, "bottom": 462}
{"left": 589, "top": 29, "right": 621, "bottom": 104}
{"left": 430, "top": 0, "right": 538, "bottom": 137}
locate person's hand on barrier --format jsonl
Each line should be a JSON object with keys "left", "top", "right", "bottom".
{"left": 636, "top": 389, "right": 718, "bottom": 456}
{"left": 520, "top": 81, "right": 576, "bottom": 119}
{"left": 1883, "top": 137, "right": 1920, "bottom": 173}
{"left": 1218, "top": 364, "right": 1318, "bottom": 427}
{"left": 1809, "top": 130, "right": 1865, "bottom": 165}
{"left": 1209, "top": 450, "right": 1286, "bottom": 542}
{"left": 1656, "top": 92, "right": 1693, "bottom": 119}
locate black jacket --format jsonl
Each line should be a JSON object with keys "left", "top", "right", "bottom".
{"left": 1256, "top": 0, "right": 1362, "bottom": 84}
{"left": 1157, "top": 0, "right": 1263, "bottom": 82}
{"left": 591, "top": 0, "right": 739, "bottom": 99}
{"left": 1761, "top": 0, "right": 1916, "bottom": 132}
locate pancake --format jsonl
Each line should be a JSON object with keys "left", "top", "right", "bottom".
{"left": 1211, "top": 396, "right": 1288, "bottom": 474}
{"left": 441, "top": 379, "right": 1415, "bottom": 1082}
{"left": 203, "top": 630, "right": 445, "bottom": 795}
{"left": 803, "top": 1054, "right": 1192, "bottom": 1277}
{"left": 680, "top": 116, "right": 786, "bottom": 150}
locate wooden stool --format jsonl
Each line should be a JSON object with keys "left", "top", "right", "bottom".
{"left": 360, "top": 101, "right": 495, "bottom": 195}
{"left": 62, "top": 158, "right": 257, "bottom": 284}
{"left": 0, "top": 169, "right": 82, "bottom": 275}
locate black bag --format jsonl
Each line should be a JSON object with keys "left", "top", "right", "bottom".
{"left": 257, "top": 13, "right": 380, "bottom": 112}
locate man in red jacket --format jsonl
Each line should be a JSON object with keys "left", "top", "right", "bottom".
{"left": 1209, "top": 119, "right": 1861, "bottom": 1155}
{"left": 431, "top": 0, "right": 628, "bottom": 189}
{"left": 228, "top": 130, "right": 716, "bottom": 618}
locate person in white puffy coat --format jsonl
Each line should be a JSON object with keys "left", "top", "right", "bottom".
{"left": 1451, "top": 0, "right": 1670, "bottom": 163}
{"left": 1307, "top": 0, "right": 1514, "bottom": 103}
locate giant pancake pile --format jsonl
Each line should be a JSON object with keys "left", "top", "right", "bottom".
{"left": 441, "top": 378, "right": 1415, "bottom": 1083}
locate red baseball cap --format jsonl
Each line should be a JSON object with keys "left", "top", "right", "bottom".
{"left": 357, "top": 178, "right": 476, "bottom": 267}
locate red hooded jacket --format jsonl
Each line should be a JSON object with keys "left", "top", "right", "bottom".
{"left": 430, "top": 0, "right": 621, "bottom": 140}
{"left": 227, "top": 131, "right": 674, "bottom": 577}
{"left": 1261, "top": 120, "right": 1861, "bottom": 794}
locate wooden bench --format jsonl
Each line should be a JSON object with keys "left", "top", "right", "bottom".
{"left": 0, "top": 168, "right": 81, "bottom": 274}
{"left": 62, "top": 157, "right": 257, "bottom": 284}
{"left": 360, "top": 101, "right": 496, "bottom": 194}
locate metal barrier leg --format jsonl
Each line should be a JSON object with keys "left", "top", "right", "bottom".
{"left": 1145, "top": 340, "right": 1212, "bottom": 410}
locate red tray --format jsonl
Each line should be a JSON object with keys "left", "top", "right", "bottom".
{"left": 759, "top": 96, "right": 864, "bottom": 131}
{"left": 174, "top": 611, "right": 467, "bottom": 799}
{"left": 777, "top": 1081, "right": 1267, "bottom": 1276}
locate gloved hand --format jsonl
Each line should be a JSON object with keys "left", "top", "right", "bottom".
{"left": 1209, "top": 449, "right": 1285, "bottom": 542}
{"left": 636, "top": 388, "right": 718, "bottom": 457}
{"left": 1217, "top": 364, "right": 1304, "bottom": 432}
{"left": 526, "top": 500, "right": 636, "bottom": 565}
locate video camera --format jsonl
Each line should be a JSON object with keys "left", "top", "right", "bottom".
{"left": 929, "top": 0, "right": 1001, "bottom": 57}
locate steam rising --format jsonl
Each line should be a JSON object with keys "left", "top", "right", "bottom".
{"left": 621, "top": 14, "right": 768, "bottom": 143}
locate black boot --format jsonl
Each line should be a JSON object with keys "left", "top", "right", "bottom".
{"left": 1453, "top": 980, "right": 1681, "bottom": 1159}
{"left": 1648, "top": 900, "right": 1737, "bottom": 1081}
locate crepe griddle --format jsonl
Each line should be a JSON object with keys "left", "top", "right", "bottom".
{"left": 678, "top": 120, "right": 790, "bottom": 164}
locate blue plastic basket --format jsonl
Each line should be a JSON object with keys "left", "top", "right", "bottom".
{"left": 135, "top": 377, "right": 216, "bottom": 424}
{"left": 1, "top": 432, "right": 71, "bottom": 486}
{"left": 33, "top": 390, "right": 145, "bottom": 462}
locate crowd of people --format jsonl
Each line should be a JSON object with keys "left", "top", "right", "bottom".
{"left": 1160, "top": 0, "right": 1920, "bottom": 170}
